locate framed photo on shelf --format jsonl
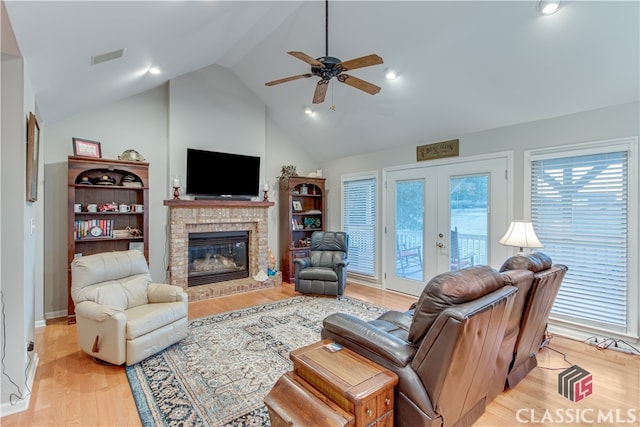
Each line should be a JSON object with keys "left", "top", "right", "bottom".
{"left": 292, "top": 201, "right": 303, "bottom": 212}
{"left": 72, "top": 137, "right": 102, "bottom": 158}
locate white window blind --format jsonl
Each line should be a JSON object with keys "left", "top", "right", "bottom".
{"left": 530, "top": 149, "right": 629, "bottom": 331}
{"left": 342, "top": 176, "right": 376, "bottom": 276}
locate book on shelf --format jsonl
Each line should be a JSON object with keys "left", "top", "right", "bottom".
{"left": 74, "top": 219, "right": 115, "bottom": 239}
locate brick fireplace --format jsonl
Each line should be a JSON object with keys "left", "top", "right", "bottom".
{"left": 164, "top": 199, "right": 277, "bottom": 301}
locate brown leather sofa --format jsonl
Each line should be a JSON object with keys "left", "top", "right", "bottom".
{"left": 498, "top": 252, "right": 568, "bottom": 389}
{"left": 321, "top": 266, "right": 532, "bottom": 427}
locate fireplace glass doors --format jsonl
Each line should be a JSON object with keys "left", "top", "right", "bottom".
{"left": 188, "top": 231, "right": 249, "bottom": 286}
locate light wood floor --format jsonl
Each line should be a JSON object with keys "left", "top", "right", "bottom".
{"left": 2, "top": 282, "right": 638, "bottom": 426}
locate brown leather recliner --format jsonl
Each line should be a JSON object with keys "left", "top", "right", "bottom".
{"left": 498, "top": 252, "right": 568, "bottom": 389}
{"left": 321, "top": 266, "right": 531, "bottom": 427}
{"left": 487, "top": 267, "right": 535, "bottom": 400}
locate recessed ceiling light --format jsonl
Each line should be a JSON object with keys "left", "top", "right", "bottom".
{"left": 304, "top": 106, "right": 314, "bottom": 115}
{"left": 148, "top": 66, "right": 161, "bottom": 75}
{"left": 538, "top": 1, "right": 561, "bottom": 15}
{"left": 384, "top": 68, "right": 398, "bottom": 80}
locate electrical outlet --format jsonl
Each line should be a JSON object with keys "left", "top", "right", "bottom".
{"left": 27, "top": 341, "right": 34, "bottom": 352}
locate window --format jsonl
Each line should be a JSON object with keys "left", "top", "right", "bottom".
{"left": 527, "top": 138, "right": 638, "bottom": 337}
{"left": 342, "top": 174, "right": 377, "bottom": 277}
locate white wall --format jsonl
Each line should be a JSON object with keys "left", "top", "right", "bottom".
{"left": 1, "top": 0, "right": 39, "bottom": 412}
{"left": 265, "top": 115, "right": 321, "bottom": 256}
{"left": 37, "top": 53, "right": 640, "bottom": 330}
{"left": 0, "top": 53, "right": 28, "bottom": 416}
{"left": 168, "top": 64, "right": 266, "bottom": 198}
{"left": 461, "top": 102, "right": 640, "bottom": 219}
{"left": 321, "top": 102, "right": 640, "bottom": 285}
{"left": 42, "top": 64, "right": 319, "bottom": 318}
{"left": 44, "top": 86, "right": 169, "bottom": 317}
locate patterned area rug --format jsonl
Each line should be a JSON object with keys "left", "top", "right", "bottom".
{"left": 126, "top": 295, "right": 389, "bottom": 426}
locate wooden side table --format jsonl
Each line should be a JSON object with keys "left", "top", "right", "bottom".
{"left": 290, "top": 339, "right": 398, "bottom": 427}
{"left": 265, "top": 371, "right": 355, "bottom": 427}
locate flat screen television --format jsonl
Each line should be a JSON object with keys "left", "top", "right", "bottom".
{"left": 186, "top": 148, "right": 260, "bottom": 200}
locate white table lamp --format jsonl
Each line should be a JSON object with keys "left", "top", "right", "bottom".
{"left": 499, "top": 220, "right": 543, "bottom": 254}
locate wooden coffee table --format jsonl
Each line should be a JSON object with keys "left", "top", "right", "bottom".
{"left": 265, "top": 339, "right": 398, "bottom": 427}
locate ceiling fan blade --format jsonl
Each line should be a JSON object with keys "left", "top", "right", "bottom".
{"left": 312, "top": 81, "right": 329, "bottom": 104}
{"left": 265, "top": 74, "right": 313, "bottom": 86}
{"left": 288, "top": 51, "right": 323, "bottom": 67}
{"left": 339, "top": 74, "right": 381, "bottom": 95}
{"left": 338, "top": 54, "right": 383, "bottom": 72}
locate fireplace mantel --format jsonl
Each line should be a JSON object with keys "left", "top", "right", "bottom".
{"left": 164, "top": 199, "right": 274, "bottom": 209}
{"left": 164, "top": 198, "right": 277, "bottom": 301}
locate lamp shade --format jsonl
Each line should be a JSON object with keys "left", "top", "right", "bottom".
{"left": 499, "top": 220, "right": 543, "bottom": 252}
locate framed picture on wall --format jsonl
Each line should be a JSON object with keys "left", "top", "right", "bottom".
{"left": 26, "top": 112, "right": 40, "bottom": 202}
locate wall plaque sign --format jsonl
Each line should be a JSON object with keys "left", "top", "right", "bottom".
{"left": 416, "top": 139, "right": 459, "bottom": 162}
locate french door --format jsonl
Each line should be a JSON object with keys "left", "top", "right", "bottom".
{"left": 383, "top": 156, "right": 510, "bottom": 296}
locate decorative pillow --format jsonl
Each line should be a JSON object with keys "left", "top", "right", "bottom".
{"left": 408, "top": 266, "right": 505, "bottom": 345}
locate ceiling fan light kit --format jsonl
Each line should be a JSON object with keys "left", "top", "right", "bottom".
{"left": 265, "top": 0, "right": 384, "bottom": 104}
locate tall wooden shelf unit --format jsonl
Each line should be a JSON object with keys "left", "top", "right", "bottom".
{"left": 67, "top": 156, "right": 149, "bottom": 323}
{"left": 279, "top": 176, "right": 326, "bottom": 283}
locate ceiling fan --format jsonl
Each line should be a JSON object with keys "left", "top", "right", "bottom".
{"left": 265, "top": 0, "right": 384, "bottom": 104}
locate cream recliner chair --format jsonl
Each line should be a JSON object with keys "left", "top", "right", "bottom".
{"left": 71, "top": 250, "right": 188, "bottom": 365}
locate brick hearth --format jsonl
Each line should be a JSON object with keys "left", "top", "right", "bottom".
{"left": 164, "top": 199, "right": 277, "bottom": 301}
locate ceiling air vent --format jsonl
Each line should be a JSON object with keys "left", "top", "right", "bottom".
{"left": 90, "top": 48, "right": 125, "bottom": 66}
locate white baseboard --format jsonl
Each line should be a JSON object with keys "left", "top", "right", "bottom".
{"left": 347, "top": 275, "right": 381, "bottom": 288}
{"left": 45, "top": 310, "right": 66, "bottom": 320}
{"left": 0, "top": 352, "right": 39, "bottom": 417}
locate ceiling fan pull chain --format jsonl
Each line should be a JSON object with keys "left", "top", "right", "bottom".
{"left": 330, "top": 79, "right": 336, "bottom": 111}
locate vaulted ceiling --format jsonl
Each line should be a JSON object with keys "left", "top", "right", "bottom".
{"left": 5, "top": 1, "right": 639, "bottom": 162}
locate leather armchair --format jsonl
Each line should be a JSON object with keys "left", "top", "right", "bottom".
{"left": 71, "top": 250, "right": 188, "bottom": 366}
{"left": 321, "top": 266, "right": 531, "bottom": 427}
{"left": 294, "top": 231, "right": 349, "bottom": 296}
{"left": 498, "top": 252, "right": 568, "bottom": 389}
